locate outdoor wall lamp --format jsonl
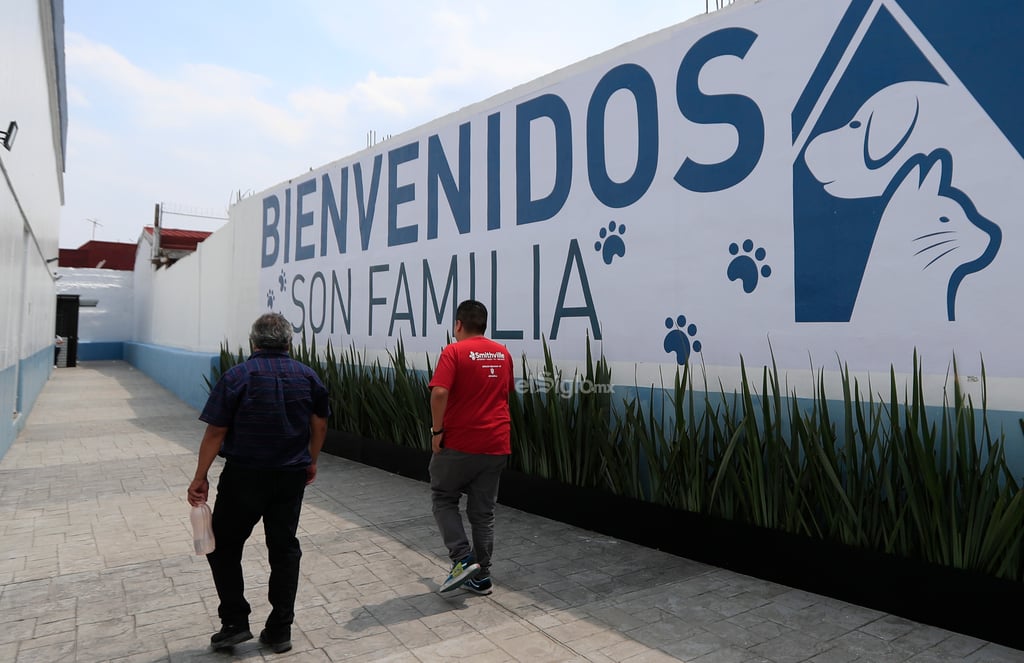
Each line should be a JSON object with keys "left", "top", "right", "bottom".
{"left": 0, "top": 121, "right": 17, "bottom": 151}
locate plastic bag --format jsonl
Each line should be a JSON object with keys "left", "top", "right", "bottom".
{"left": 190, "top": 503, "right": 216, "bottom": 555}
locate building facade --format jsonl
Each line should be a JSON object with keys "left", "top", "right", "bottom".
{"left": 0, "top": 0, "right": 67, "bottom": 456}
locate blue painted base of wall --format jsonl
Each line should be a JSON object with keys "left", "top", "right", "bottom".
{"left": 0, "top": 347, "right": 54, "bottom": 460}
{"left": 78, "top": 342, "right": 124, "bottom": 361}
{"left": 18, "top": 348, "right": 51, "bottom": 421}
{"left": 0, "top": 363, "right": 16, "bottom": 459}
{"left": 122, "top": 342, "right": 218, "bottom": 412}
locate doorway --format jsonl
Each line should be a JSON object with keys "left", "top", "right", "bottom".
{"left": 55, "top": 295, "right": 80, "bottom": 367}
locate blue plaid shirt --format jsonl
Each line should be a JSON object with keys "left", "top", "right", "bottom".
{"left": 200, "top": 350, "right": 330, "bottom": 469}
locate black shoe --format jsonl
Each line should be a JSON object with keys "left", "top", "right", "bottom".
{"left": 463, "top": 576, "right": 493, "bottom": 595}
{"left": 210, "top": 624, "right": 253, "bottom": 650}
{"left": 260, "top": 628, "right": 293, "bottom": 654}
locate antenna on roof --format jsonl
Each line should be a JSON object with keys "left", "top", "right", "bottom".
{"left": 366, "top": 130, "right": 392, "bottom": 147}
{"left": 85, "top": 218, "right": 103, "bottom": 240}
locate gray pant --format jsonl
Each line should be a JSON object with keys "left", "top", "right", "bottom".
{"left": 429, "top": 449, "right": 508, "bottom": 576}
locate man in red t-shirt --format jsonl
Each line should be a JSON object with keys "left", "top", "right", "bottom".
{"left": 428, "top": 299, "right": 514, "bottom": 595}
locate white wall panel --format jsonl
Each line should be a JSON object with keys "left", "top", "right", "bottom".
{"left": 141, "top": 194, "right": 264, "bottom": 354}
{"left": 0, "top": 193, "right": 20, "bottom": 370}
{"left": 55, "top": 267, "right": 134, "bottom": 342}
{"left": 149, "top": 250, "right": 202, "bottom": 350}
{"left": 1, "top": 0, "right": 67, "bottom": 455}
{"left": 22, "top": 256, "right": 56, "bottom": 356}
{"left": 1, "top": 0, "right": 63, "bottom": 364}
{"left": 132, "top": 241, "right": 153, "bottom": 343}
{"left": 0, "top": 0, "right": 63, "bottom": 258}
{"left": 227, "top": 194, "right": 264, "bottom": 347}
{"left": 196, "top": 223, "right": 233, "bottom": 350}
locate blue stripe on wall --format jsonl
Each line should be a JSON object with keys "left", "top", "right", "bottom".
{"left": 123, "top": 342, "right": 219, "bottom": 412}
{"left": 0, "top": 363, "right": 16, "bottom": 459}
{"left": 18, "top": 348, "right": 51, "bottom": 420}
{"left": 0, "top": 347, "right": 54, "bottom": 460}
{"left": 78, "top": 342, "right": 125, "bottom": 361}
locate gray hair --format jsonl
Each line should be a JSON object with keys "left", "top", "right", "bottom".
{"left": 249, "top": 313, "right": 293, "bottom": 350}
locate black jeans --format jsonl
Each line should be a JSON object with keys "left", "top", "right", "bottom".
{"left": 207, "top": 463, "right": 306, "bottom": 631}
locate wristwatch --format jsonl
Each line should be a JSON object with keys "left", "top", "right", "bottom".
{"left": 430, "top": 427, "right": 444, "bottom": 436}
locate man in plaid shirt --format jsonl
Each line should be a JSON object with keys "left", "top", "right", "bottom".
{"left": 187, "top": 313, "right": 329, "bottom": 654}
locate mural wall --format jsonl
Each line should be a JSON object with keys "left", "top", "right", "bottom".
{"left": 242, "top": 0, "right": 1024, "bottom": 413}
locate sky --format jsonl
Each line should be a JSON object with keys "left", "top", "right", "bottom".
{"left": 59, "top": 1, "right": 717, "bottom": 249}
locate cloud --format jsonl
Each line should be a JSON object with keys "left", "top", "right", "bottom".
{"left": 67, "top": 33, "right": 301, "bottom": 142}
{"left": 60, "top": 2, "right": 707, "bottom": 248}
{"left": 353, "top": 71, "right": 439, "bottom": 117}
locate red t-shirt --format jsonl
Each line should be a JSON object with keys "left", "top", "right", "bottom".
{"left": 429, "top": 336, "right": 514, "bottom": 455}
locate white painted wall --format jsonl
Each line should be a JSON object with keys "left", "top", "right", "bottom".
{"left": 133, "top": 194, "right": 263, "bottom": 352}
{"left": 1, "top": 0, "right": 66, "bottom": 453}
{"left": 1, "top": 0, "right": 64, "bottom": 255}
{"left": 55, "top": 267, "right": 134, "bottom": 342}
{"left": 1, "top": 0, "right": 64, "bottom": 367}
{"left": 150, "top": 250, "right": 202, "bottom": 349}
{"left": 132, "top": 239, "right": 154, "bottom": 343}
{"left": 0, "top": 193, "right": 22, "bottom": 371}
{"left": 22, "top": 253, "right": 57, "bottom": 355}
{"left": 225, "top": 194, "right": 264, "bottom": 344}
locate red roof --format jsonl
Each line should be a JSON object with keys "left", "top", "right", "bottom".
{"left": 144, "top": 226, "right": 212, "bottom": 251}
{"left": 59, "top": 240, "right": 137, "bottom": 271}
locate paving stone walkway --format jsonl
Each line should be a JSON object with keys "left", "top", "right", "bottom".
{"left": 1, "top": 361, "right": 1021, "bottom": 662}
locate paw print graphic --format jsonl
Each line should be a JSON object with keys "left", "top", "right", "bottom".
{"left": 278, "top": 269, "right": 288, "bottom": 292}
{"left": 663, "top": 315, "right": 701, "bottom": 365}
{"left": 594, "top": 221, "right": 626, "bottom": 265}
{"left": 727, "top": 239, "right": 772, "bottom": 293}
{"left": 266, "top": 289, "right": 276, "bottom": 310}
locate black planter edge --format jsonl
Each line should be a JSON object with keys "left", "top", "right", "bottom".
{"left": 324, "top": 430, "right": 430, "bottom": 482}
{"left": 497, "top": 469, "right": 1024, "bottom": 651}
{"left": 323, "top": 432, "right": 1023, "bottom": 650}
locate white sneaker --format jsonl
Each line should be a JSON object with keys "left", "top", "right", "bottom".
{"left": 438, "top": 557, "right": 480, "bottom": 593}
